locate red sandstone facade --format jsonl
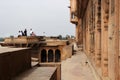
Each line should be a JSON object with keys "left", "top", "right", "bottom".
{"left": 69, "top": 0, "right": 120, "bottom": 80}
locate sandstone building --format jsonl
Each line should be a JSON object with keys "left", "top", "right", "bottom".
{"left": 69, "top": 0, "right": 120, "bottom": 80}
{"left": 0, "top": 36, "right": 73, "bottom": 80}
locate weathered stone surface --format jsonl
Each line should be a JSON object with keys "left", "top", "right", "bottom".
{"left": 69, "top": 0, "right": 120, "bottom": 80}
{"left": 14, "top": 67, "right": 57, "bottom": 80}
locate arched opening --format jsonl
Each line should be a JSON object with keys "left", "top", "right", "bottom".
{"left": 48, "top": 49, "right": 54, "bottom": 62}
{"left": 55, "top": 49, "right": 61, "bottom": 62}
{"left": 41, "top": 49, "right": 47, "bottom": 62}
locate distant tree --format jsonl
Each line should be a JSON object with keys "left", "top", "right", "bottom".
{"left": 66, "top": 35, "right": 70, "bottom": 39}
{"left": 71, "top": 35, "right": 75, "bottom": 39}
{"left": 62, "top": 37, "right": 67, "bottom": 40}
{"left": 58, "top": 35, "right": 62, "bottom": 39}
{"left": 0, "top": 38, "right": 4, "bottom": 42}
{"left": 10, "top": 35, "right": 14, "bottom": 38}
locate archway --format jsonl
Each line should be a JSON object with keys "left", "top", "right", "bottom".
{"left": 55, "top": 49, "right": 61, "bottom": 62}
{"left": 41, "top": 49, "right": 47, "bottom": 62}
{"left": 48, "top": 49, "right": 54, "bottom": 62}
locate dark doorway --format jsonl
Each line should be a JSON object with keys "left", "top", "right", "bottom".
{"left": 55, "top": 49, "right": 61, "bottom": 62}
{"left": 41, "top": 49, "right": 47, "bottom": 62}
{"left": 48, "top": 49, "right": 54, "bottom": 62}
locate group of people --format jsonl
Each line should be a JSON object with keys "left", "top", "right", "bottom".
{"left": 18, "top": 28, "right": 36, "bottom": 37}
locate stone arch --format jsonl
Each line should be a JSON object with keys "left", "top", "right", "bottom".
{"left": 41, "top": 49, "right": 47, "bottom": 62}
{"left": 55, "top": 49, "right": 61, "bottom": 62}
{"left": 48, "top": 49, "right": 54, "bottom": 62}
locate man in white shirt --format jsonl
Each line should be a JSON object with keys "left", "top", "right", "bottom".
{"left": 30, "top": 28, "right": 33, "bottom": 36}
{"left": 18, "top": 31, "right": 22, "bottom": 37}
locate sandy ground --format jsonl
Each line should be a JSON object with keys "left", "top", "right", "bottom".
{"left": 61, "top": 51, "right": 96, "bottom": 80}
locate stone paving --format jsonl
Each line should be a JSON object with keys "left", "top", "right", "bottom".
{"left": 13, "top": 67, "right": 56, "bottom": 80}
{"left": 61, "top": 51, "right": 96, "bottom": 80}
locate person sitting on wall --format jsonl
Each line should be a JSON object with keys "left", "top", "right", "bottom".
{"left": 21, "top": 30, "right": 25, "bottom": 36}
{"left": 31, "top": 32, "right": 36, "bottom": 36}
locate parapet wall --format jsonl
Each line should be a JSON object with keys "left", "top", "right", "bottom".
{"left": 13, "top": 66, "right": 58, "bottom": 80}
{"left": 62, "top": 45, "right": 73, "bottom": 60}
{"left": 39, "top": 63, "right": 61, "bottom": 80}
{"left": 0, "top": 48, "right": 31, "bottom": 80}
{"left": 4, "top": 36, "right": 39, "bottom": 44}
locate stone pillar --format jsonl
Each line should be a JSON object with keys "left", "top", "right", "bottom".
{"left": 95, "top": 29, "right": 101, "bottom": 67}
{"left": 95, "top": 0, "right": 101, "bottom": 67}
{"left": 77, "top": 19, "right": 82, "bottom": 45}
{"left": 86, "top": 29, "right": 89, "bottom": 54}
{"left": 76, "top": 24, "right": 79, "bottom": 43}
{"left": 93, "top": 4, "right": 95, "bottom": 62}
{"left": 102, "top": 26, "right": 108, "bottom": 76}
{"left": 46, "top": 50, "right": 48, "bottom": 62}
{"left": 53, "top": 50, "right": 55, "bottom": 62}
{"left": 83, "top": 18, "right": 86, "bottom": 52}
{"left": 118, "top": 1, "right": 120, "bottom": 79}
{"left": 89, "top": 5, "right": 93, "bottom": 59}
{"left": 39, "top": 50, "right": 41, "bottom": 63}
{"left": 86, "top": 17, "right": 89, "bottom": 55}
{"left": 115, "top": 0, "right": 120, "bottom": 79}
{"left": 86, "top": 13, "right": 90, "bottom": 56}
{"left": 90, "top": 2, "right": 95, "bottom": 61}
{"left": 101, "top": 0, "right": 109, "bottom": 76}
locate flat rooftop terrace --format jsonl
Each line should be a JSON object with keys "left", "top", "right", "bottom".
{"left": 13, "top": 67, "right": 57, "bottom": 80}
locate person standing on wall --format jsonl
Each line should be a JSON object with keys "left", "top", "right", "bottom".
{"left": 18, "top": 31, "right": 22, "bottom": 37}
{"left": 21, "top": 30, "right": 24, "bottom": 36}
{"left": 30, "top": 28, "right": 33, "bottom": 36}
{"left": 24, "top": 29, "right": 27, "bottom": 36}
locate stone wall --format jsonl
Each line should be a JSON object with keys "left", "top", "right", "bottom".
{"left": 73, "top": 0, "right": 120, "bottom": 80}
{"left": 13, "top": 66, "right": 58, "bottom": 80}
{"left": 39, "top": 63, "right": 61, "bottom": 80}
{"left": 39, "top": 45, "right": 73, "bottom": 63}
{"left": 0, "top": 48, "right": 31, "bottom": 80}
{"left": 62, "top": 45, "right": 73, "bottom": 59}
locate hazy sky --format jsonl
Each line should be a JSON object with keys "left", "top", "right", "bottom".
{"left": 0, "top": 0, "right": 75, "bottom": 37}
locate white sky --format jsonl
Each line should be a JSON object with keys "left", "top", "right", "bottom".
{"left": 0, "top": 0, "right": 75, "bottom": 37}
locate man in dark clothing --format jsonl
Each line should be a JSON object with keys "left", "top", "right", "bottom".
{"left": 24, "top": 29, "right": 27, "bottom": 36}
{"left": 21, "top": 31, "right": 24, "bottom": 36}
